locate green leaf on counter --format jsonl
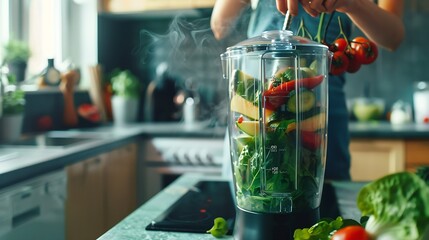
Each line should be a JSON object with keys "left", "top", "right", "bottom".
{"left": 207, "top": 217, "right": 228, "bottom": 238}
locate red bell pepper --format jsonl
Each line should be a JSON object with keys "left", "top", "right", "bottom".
{"left": 301, "top": 130, "right": 322, "bottom": 151}
{"left": 262, "top": 75, "right": 324, "bottom": 110}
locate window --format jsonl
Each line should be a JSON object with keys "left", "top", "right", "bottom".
{"left": 0, "top": 0, "right": 98, "bottom": 88}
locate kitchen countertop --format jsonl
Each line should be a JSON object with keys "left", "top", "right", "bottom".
{"left": 0, "top": 122, "right": 225, "bottom": 189}
{"left": 97, "top": 173, "right": 367, "bottom": 240}
{"left": 1, "top": 121, "right": 429, "bottom": 189}
{"left": 98, "top": 173, "right": 231, "bottom": 240}
{"left": 349, "top": 121, "right": 429, "bottom": 139}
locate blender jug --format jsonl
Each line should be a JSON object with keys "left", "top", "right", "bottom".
{"left": 221, "top": 30, "right": 330, "bottom": 240}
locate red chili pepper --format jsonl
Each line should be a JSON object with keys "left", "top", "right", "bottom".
{"left": 263, "top": 75, "right": 324, "bottom": 110}
{"left": 263, "top": 75, "right": 324, "bottom": 97}
{"left": 237, "top": 115, "right": 244, "bottom": 123}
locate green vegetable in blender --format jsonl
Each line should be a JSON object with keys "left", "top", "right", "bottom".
{"left": 287, "top": 88, "right": 316, "bottom": 113}
{"left": 233, "top": 69, "right": 260, "bottom": 104}
{"left": 207, "top": 217, "right": 228, "bottom": 238}
{"left": 230, "top": 68, "right": 326, "bottom": 213}
{"left": 357, "top": 172, "right": 429, "bottom": 240}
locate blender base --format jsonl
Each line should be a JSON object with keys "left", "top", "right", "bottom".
{"left": 234, "top": 207, "right": 320, "bottom": 240}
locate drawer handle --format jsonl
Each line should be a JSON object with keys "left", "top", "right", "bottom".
{"left": 12, "top": 207, "right": 41, "bottom": 228}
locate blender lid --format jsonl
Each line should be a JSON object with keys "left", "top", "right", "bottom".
{"left": 226, "top": 30, "right": 327, "bottom": 52}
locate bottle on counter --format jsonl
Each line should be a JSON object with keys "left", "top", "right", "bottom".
{"left": 38, "top": 58, "right": 61, "bottom": 87}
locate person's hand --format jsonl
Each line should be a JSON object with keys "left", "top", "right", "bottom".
{"left": 276, "top": 0, "right": 352, "bottom": 17}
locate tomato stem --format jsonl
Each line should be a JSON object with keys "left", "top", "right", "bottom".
{"left": 315, "top": 13, "right": 325, "bottom": 43}
{"left": 323, "top": 12, "right": 335, "bottom": 43}
{"left": 337, "top": 16, "right": 350, "bottom": 47}
{"left": 297, "top": 18, "right": 313, "bottom": 40}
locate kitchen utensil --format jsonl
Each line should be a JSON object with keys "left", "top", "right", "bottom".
{"left": 221, "top": 30, "right": 331, "bottom": 239}
{"left": 413, "top": 81, "right": 429, "bottom": 124}
{"left": 390, "top": 100, "right": 412, "bottom": 125}
{"left": 282, "top": 10, "right": 293, "bottom": 31}
{"left": 88, "top": 65, "right": 108, "bottom": 122}
{"left": 352, "top": 97, "right": 385, "bottom": 122}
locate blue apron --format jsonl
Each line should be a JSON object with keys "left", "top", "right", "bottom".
{"left": 247, "top": 2, "right": 352, "bottom": 180}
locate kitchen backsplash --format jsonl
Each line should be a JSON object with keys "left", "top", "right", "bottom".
{"left": 345, "top": 1, "right": 429, "bottom": 112}
{"left": 97, "top": 1, "right": 428, "bottom": 123}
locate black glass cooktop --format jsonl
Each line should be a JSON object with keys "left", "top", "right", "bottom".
{"left": 146, "top": 180, "right": 236, "bottom": 235}
{"left": 145, "top": 180, "right": 352, "bottom": 235}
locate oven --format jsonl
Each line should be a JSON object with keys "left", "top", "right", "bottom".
{"left": 138, "top": 136, "right": 226, "bottom": 204}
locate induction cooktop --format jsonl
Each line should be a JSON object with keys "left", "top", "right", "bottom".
{"left": 145, "top": 180, "right": 236, "bottom": 235}
{"left": 145, "top": 180, "right": 344, "bottom": 235}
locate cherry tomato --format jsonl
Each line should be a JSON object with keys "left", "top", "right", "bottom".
{"left": 351, "top": 37, "right": 378, "bottom": 65}
{"left": 345, "top": 48, "right": 362, "bottom": 73}
{"left": 332, "top": 226, "right": 371, "bottom": 240}
{"left": 333, "top": 38, "right": 348, "bottom": 52}
{"left": 330, "top": 51, "right": 349, "bottom": 75}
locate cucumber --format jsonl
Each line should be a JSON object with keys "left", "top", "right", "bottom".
{"left": 233, "top": 69, "right": 259, "bottom": 103}
{"left": 287, "top": 89, "right": 316, "bottom": 113}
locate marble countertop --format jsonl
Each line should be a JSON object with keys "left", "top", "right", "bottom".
{"left": 97, "top": 173, "right": 231, "bottom": 240}
{"left": 97, "top": 173, "right": 367, "bottom": 240}
{"left": 0, "top": 122, "right": 225, "bottom": 188}
{"left": 349, "top": 121, "right": 429, "bottom": 139}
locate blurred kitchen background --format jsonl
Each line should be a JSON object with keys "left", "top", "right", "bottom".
{"left": 0, "top": 0, "right": 428, "bottom": 133}
{"left": 1, "top": 1, "right": 429, "bottom": 240}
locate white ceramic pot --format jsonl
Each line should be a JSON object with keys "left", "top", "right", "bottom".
{"left": 0, "top": 114, "right": 24, "bottom": 143}
{"left": 111, "top": 96, "right": 139, "bottom": 126}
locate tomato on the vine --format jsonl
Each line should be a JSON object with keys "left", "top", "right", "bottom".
{"left": 333, "top": 38, "right": 348, "bottom": 52}
{"left": 345, "top": 48, "right": 361, "bottom": 73}
{"left": 330, "top": 51, "right": 349, "bottom": 75}
{"left": 332, "top": 226, "right": 371, "bottom": 240}
{"left": 351, "top": 37, "right": 378, "bottom": 65}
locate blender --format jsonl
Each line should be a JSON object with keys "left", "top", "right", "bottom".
{"left": 221, "top": 30, "right": 331, "bottom": 239}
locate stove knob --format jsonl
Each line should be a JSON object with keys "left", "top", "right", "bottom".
{"left": 206, "top": 153, "right": 214, "bottom": 164}
{"left": 195, "top": 153, "right": 203, "bottom": 164}
{"left": 183, "top": 153, "right": 193, "bottom": 165}
{"left": 172, "top": 152, "right": 181, "bottom": 163}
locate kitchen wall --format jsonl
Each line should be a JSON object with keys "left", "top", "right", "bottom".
{"left": 345, "top": 1, "right": 429, "bottom": 114}
{"left": 98, "top": 8, "right": 249, "bottom": 124}
{"left": 97, "top": 1, "right": 429, "bottom": 123}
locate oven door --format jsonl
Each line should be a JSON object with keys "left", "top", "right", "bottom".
{"left": 138, "top": 137, "right": 225, "bottom": 203}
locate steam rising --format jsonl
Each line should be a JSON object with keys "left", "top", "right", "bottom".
{"left": 137, "top": 10, "right": 250, "bottom": 125}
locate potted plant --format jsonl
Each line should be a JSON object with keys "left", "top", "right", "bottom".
{"left": 110, "top": 69, "right": 141, "bottom": 125}
{"left": 0, "top": 78, "right": 25, "bottom": 142}
{"left": 2, "top": 39, "right": 31, "bottom": 83}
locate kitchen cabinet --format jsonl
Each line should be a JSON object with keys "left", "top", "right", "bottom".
{"left": 350, "top": 138, "right": 429, "bottom": 181}
{"left": 66, "top": 143, "right": 137, "bottom": 240}
{"left": 405, "top": 140, "right": 429, "bottom": 171}
{"left": 104, "top": 143, "right": 137, "bottom": 228}
{"left": 349, "top": 139, "right": 405, "bottom": 181}
{"left": 100, "top": 0, "right": 215, "bottom": 13}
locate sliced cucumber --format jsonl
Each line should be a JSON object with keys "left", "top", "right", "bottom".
{"left": 287, "top": 89, "right": 316, "bottom": 113}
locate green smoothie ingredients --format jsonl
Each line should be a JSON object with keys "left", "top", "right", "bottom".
{"left": 230, "top": 67, "right": 326, "bottom": 213}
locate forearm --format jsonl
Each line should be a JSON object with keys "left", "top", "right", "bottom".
{"left": 211, "top": 0, "right": 250, "bottom": 40}
{"left": 343, "top": 0, "right": 404, "bottom": 51}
